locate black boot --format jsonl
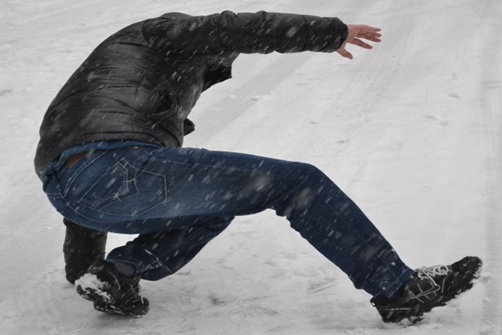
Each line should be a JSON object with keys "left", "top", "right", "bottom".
{"left": 63, "top": 219, "right": 107, "bottom": 284}
{"left": 371, "top": 256, "right": 482, "bottom": 324}
{"left": 75, "top": 260, "right": 149, "bottom": 316}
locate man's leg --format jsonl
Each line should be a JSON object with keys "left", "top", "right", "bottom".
{"left": 46, "top": 145, "right": 481, "bottom": 321}
{"left": 51, "top": 146, "right": 413, "bottom": 298}
{"left": 105, "top": 215, "right": 234, "bottom": 280}
{"left": 74, "top": 215, "right": 233, "bottom": 316}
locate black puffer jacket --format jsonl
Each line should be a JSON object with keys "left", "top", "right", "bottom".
{"left": 35, "top": 11, "right": 348, "bottom": 179}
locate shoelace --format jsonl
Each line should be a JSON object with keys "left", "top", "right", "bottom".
{"left": 416, "top": 265, "right": 451, "bottom": 280}
{"left": 408, "top": 265, "right": 451, "bottom": 302}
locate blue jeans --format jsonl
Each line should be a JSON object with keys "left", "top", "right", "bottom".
{"left": 43, "top": 143, "right": 414, "bottom": 297}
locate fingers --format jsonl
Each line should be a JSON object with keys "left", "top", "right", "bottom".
{"left": 347, "top": 25, "right": 382, "bottom": 42}
{"left": 359, "top": 32, "right": 382, "bottom": 43}
{"left": 356, "top": 26, "right": 382, "bottom": 43}
{"left": 357, "top": 25, "right": 382, "bottom": 34}
{"left": 336, "top": 47, "right": 353, "bottom": 60}
{"left": 337, "top": 24, "right": 381, "bottom": 59}
{"left": 350, "top": 38, "right": 373, "bottom": 50}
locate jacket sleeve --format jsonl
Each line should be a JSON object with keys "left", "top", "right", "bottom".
{"left": 142, "top": 11, "right": 348, "bottom": 57}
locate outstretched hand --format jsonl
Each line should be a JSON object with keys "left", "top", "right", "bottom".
{"left": 337, "top": 25, "right": 382, "bottom": 60}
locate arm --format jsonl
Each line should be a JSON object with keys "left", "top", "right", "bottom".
{"left": 142, "top": 11, "right": 349, "bottom": 57}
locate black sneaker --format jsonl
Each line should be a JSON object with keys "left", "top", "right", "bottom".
{"left": 75, "top": 261, "right": 149, "bottom": 316}
{"left": 371, "top": 256, "right": 482, "bottom": 324}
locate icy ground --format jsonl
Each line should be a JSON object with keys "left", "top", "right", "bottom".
{"left": 1, "top": 0, "right": 501, "bottom": 334}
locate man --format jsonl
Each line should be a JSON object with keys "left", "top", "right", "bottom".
{"left": 35, "top": 11, "right": 481, "bottom": 322}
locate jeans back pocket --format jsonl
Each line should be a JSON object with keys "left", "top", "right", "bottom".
{"left": 79, "top": 158, "right": 167, "bottom": 216}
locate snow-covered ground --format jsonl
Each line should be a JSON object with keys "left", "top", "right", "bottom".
{"left": 1, "top": 0, "right": 501, "bottom": 334}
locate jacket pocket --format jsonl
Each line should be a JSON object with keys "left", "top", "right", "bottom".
{"left": 79, "top": 158, "right": 167, "bottom": 216}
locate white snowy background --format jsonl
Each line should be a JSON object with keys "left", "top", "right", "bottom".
{"left": 0, "top": 0, "right": 501, "bottom": 334}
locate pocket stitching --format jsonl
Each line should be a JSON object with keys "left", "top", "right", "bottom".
{"left": 78, "top": 160, "right": 167, "bottom": 216}
{"left": 79, "top": 161, "right": 139, "bottom": 209}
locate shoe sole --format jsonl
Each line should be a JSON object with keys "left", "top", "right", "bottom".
{"left": 77, "top": 285, "right": 149, "bottom": 316}
{"left": 94, "top": 300, "right": 148, "bottom": 317}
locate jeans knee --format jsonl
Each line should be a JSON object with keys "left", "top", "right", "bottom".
{"left": 294, "top": 162, "right": 326, "bottom": 184}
